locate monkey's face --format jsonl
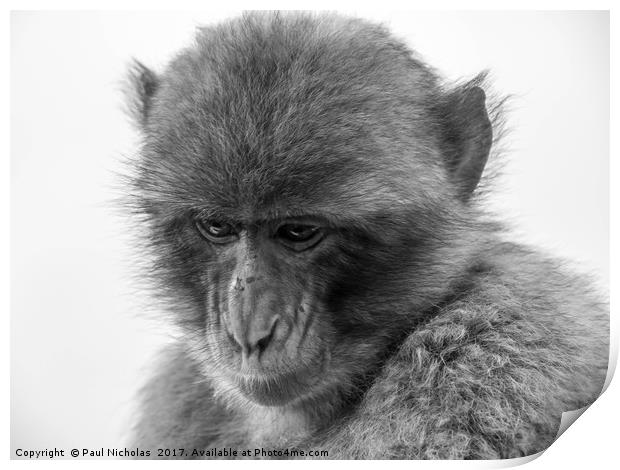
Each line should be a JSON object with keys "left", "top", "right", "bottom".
{"left": 197, "top": 216, "right": 330, "bottom": 405}
{"left": 181, "top": 210, "right": 415, "bottom": 407}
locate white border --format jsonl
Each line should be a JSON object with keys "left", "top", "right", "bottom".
{"left": 4, "top": 2, "right": 616, "bottom": 468}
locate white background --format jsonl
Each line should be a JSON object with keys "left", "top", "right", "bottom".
{"left": 10, "top": 10, "right": 610, "bottom": 461}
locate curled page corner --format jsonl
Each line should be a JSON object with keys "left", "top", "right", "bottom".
{"left": 555, "top": 405, "right": 589, "bottom": 441}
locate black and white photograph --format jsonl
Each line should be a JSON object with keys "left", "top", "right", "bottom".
{"left": 9, "top": 5, "right": 614, "bottom": 463}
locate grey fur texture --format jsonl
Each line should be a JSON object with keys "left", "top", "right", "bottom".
{"left": 124, "top": 12, "right": 608, "bottom": 459}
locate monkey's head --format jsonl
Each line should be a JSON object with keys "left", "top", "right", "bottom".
{"left": 126, "top": 13, "right": 494, "bottom": 409}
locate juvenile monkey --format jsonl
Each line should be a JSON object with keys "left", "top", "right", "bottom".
{"left": 125, "top": 12, "right": 608, "bottom": 459}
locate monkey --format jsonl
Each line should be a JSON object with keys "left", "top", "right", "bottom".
{"left": 123, "top": 12, "right": 609, "bottom": 459}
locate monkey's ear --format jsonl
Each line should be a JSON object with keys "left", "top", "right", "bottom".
{"left": 440, "top": 84, "right": 493, "bottom": 200}
{"left": 124, "top": 60, "right": 160, "bottom": 129}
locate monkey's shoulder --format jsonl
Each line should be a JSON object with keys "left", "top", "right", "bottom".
{"left": 324, "top": 245, "right": 608, "bottom": 458}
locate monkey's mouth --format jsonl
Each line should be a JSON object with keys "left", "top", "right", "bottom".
{"left": 235, "top": 368, "right": 322, "bottom": 406}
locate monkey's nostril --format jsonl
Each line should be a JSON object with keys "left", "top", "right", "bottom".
{"left": 256, "top": 336, "right": 270, "bottom": 353}
{"left": 226, "top": 317, "right": 280, "bottom": 357}
{"left": 255, "top": 317, "right": 279, "bottom": 353}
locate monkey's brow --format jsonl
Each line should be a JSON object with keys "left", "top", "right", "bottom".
{"left": 184, "top": 195, "right": 415, "bottom": 225}
{"left": 193, "top": 206, "right": 335, "bottom": 226}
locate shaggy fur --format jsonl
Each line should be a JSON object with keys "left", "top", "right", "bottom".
{"left": 125, "top": 12, "right": 608, "bottom": 459}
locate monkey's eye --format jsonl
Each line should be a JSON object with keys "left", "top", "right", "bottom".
{"left": 276, "top": 224, "right": 323, "bottom": 251}
{"left": 195, "top": 219, "right": 237, "bottom": 244}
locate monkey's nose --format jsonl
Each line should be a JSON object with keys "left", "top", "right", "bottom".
{"left": 228, "top": 316, "right": 280, "bottom": 358}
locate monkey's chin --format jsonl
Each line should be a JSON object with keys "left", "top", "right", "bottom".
{"left": 235, "top": 370, "right": 321, "bottom": 407}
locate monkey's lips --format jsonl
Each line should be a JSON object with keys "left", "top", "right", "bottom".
{"left": 234, "top": 368, "right": 322, "bottom": 406}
